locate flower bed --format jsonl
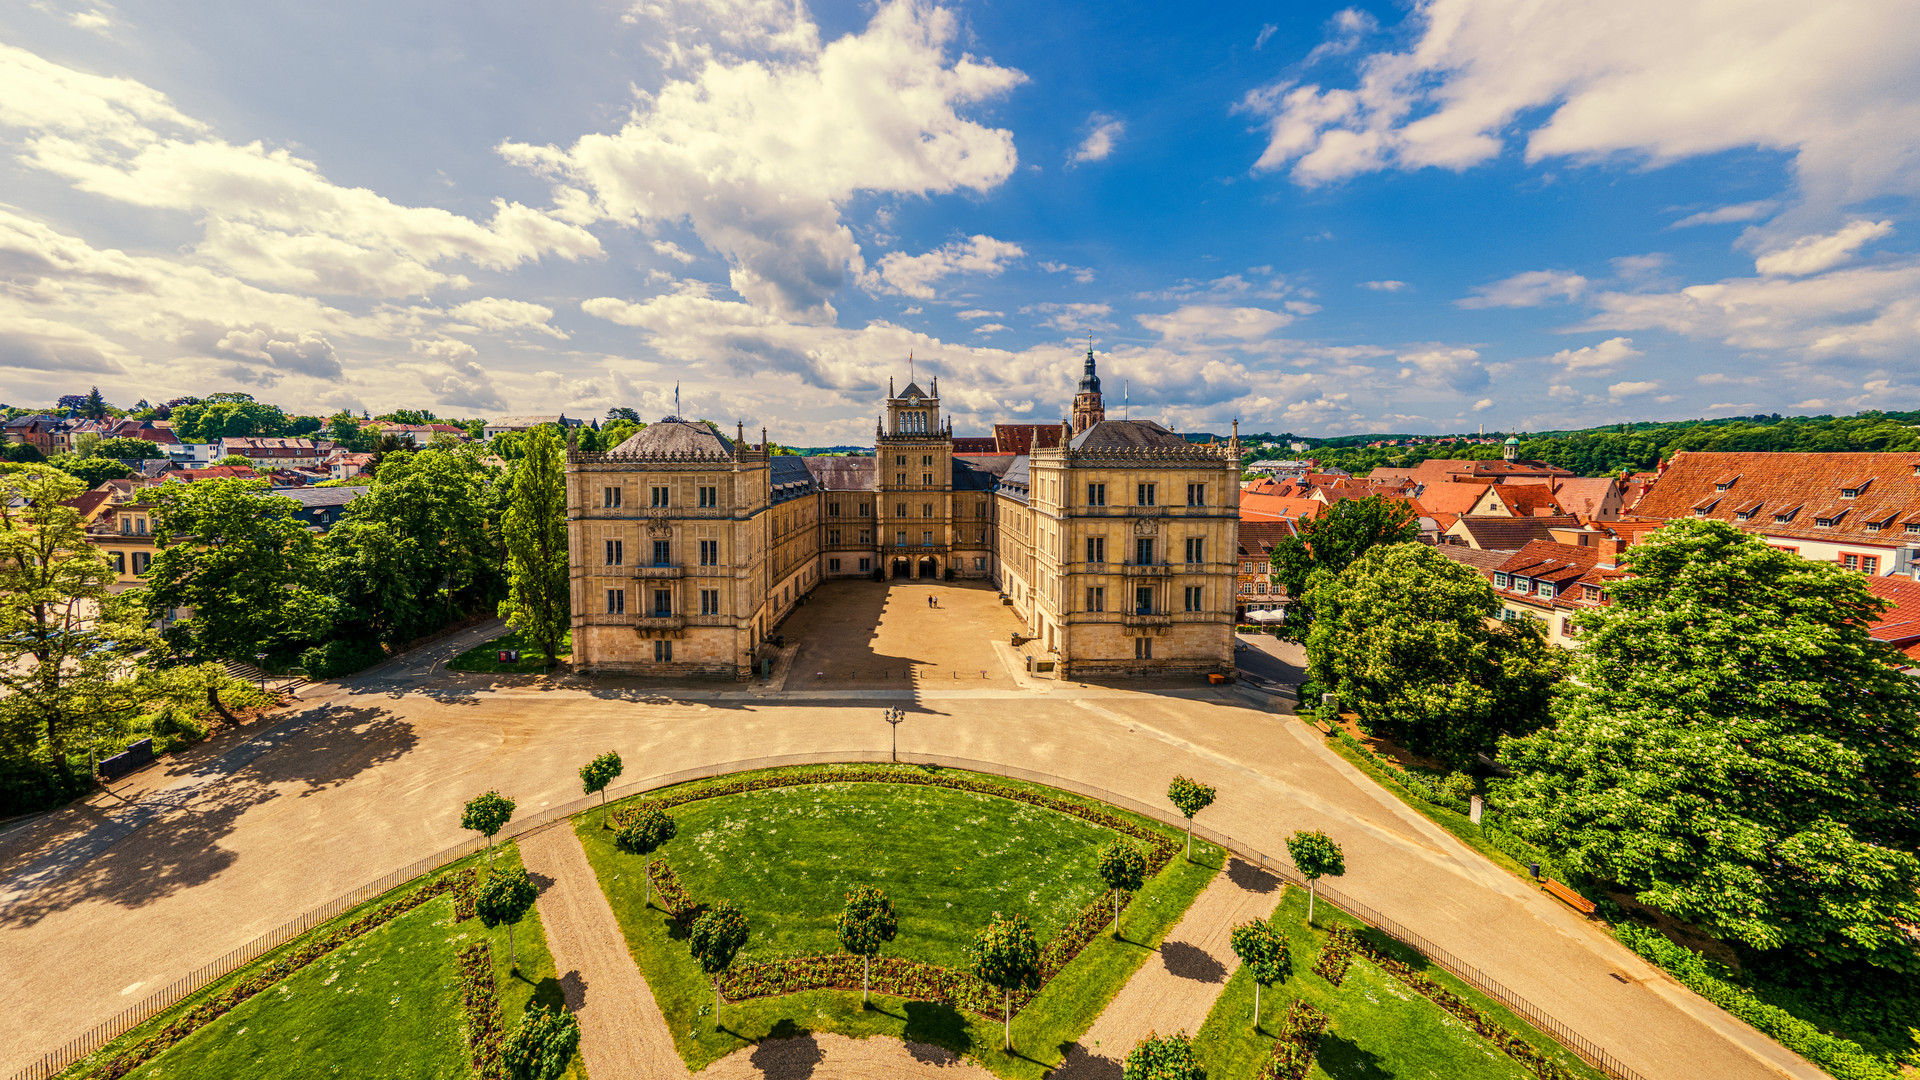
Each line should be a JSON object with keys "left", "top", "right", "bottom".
{"left": 1344, "top": 933, "right": 1578, "bottom": 1080}
{"left": 647, "top": 859, "right": 703, "bottom": 927}
{"left": 88, "top": 868, "right": 477, "bottom": 1080}
{"left": 1257, "top": 999, "right": 1329, "bottom": 1080}
{"left": 458, "top": 941, "right": 504, "bottom": 1080}
{"left": 1311, "top": 926, "right": 1357, "bottom": 988}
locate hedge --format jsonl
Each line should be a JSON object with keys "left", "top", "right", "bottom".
{"left": 1612, "top": 925, "right": 1896, "bottom": 1080}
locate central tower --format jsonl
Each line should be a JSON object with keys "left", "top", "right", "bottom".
{"left": 874, "top": 373, "right": 955, "bottom": 579}
{"left": 1072, "top": 343, "right": 1106, "bottom": 433}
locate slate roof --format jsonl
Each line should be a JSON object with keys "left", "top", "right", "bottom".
{"left": 998, "top": 456, "right": 1031, "bottom": 504}
{"left": 611, "top": 419, "right": 735, "bottom": 457}
{"left": 1630, "top": 451, "right": 1920, "bottom": 547}
{"left": 768, "top": 455, "right": 818, "bottom": 503}
{"left": 1066, "top": 419, "right": 1190, "bottom": 451}
{"left": 803, "top": 456, "right": 875, "bottom": 491}
{"left": 272, "top": 486, "right": 368, "bottom": 509}
{"left": 1407, "top": 458, "right": 1574, "bottom": 486}
{"left": 897, "top": 382, "right": 929, "bottom": 399}
{"left": 1446, "top": 514, "right": 1584, "bottom": 551}
{"left": 953, "top": 454, "right": 1013, "bottom": 491}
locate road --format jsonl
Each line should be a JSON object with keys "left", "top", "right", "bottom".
{"left": 0, "top": 621, "right": 1814, "bottom": 1080}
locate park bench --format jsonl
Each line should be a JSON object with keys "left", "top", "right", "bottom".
{"left": 1542, "top": 878, "right": 1596, "bottom": 918}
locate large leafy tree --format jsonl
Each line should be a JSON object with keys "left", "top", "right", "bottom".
{"left": 0, "top": 466, "right": 156, "bottom": 779}
{"left": 51, "top": 456, "right": 133, "bottom": 488}
{"left": 499, "top": 427, "right": 570, "bottom": 666}
{"left": 327, "top": 447, "right": 505, "bottom": 645}
{"left": 1268, "top": 495, "right": 1419, "bottom": 638}
{"left": 1499, "top": 520, "right": 1920, "bottom": 972}
{"left": 137, "top": 478, "right": 337, "bottom": 662}
{"left": 1305, "top": 543, "right": 1562, "bottom": 767}
{"left": 168, "top": 399, "right": 290, "bottom": 442}
{"left": 93, "top": 437, "right": 163, "bottom": 460}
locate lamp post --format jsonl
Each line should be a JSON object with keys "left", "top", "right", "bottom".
{"left": 883, "top": 707, "right": 906, "bottom": 762}
{"left": 255, "top": 652, "right": 268, "bottom": 692}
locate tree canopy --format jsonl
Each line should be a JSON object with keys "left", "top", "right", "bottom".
{"left": 1498, "top": 520, "right": 1920, "bottom": 972}
{"left": 1268, "top": 495, "right": 1420, "bottom": 639}
{"left": 499, "top": 427, "right": 569, "bottom": 665}
{"left": 1305, "top": 542, "right": 1562, "bottom": 767}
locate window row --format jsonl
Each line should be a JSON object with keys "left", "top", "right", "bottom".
{"left": 604, "top": 588, "right": 725, "bottom": 616}
{"left": 1080, "top": 483, "right": 1210, "bottom": 508}
{"left": 599, "top": 484, "right": 721, "bottom": 509}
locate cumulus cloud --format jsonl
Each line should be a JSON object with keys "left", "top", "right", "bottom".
{"left": 1359, "top": 279, "right": 1406, "bottom": 291}
{"left": 447, "top": 297, "right": 568, "bottom": 339}
{"left": 650, "top": 240, "right": 697, "bottom": 264}
{"left": 1608, "top": 379, "right": 1660, "bottom": 399}
{"left": 1547, "top": 336, "right": 1642, "bottom": 373}
{"left": 1022, "top": 301, "right": 1114, "bottom": 332}
{"left": 0, "top": 317, "right": 127, "bottom": 373}
{"left": 1069, "top": 113, "right": 1125, "bottom": 164}
{"left": 956, "top": 309, "right": 1002, "bottom": 320}
{"left": 859, "top": 235, "right": 1024, "bottom": 299}
{"left": 1753, "top": 220, "right": 1893, "bottom": 276}
{"left": 1397, "top": 346, "right": 1487, "bottom": 392}
{"left": 1136, "top": 304, "right": 1293, "bottom": 342}
{"left": 1457, "top": 270, "right": 1587, "bottom": 308}
{"left": 1237, "top": 0, "right": 1920, "bottom": 236}
{"left": 404, "top": 338, "right": 506, "bottom": 411}
{"left": 502, "top": 0, "right": 1025, "bottom": 320}
{"left": 214, "top": 328, "right": 344, "bottom": 380}
{"left": 1041, "top": 261, "right": 1094, "bottom": 283}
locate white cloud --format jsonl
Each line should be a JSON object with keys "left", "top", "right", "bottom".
{"left": 859, "top": 235, "right": 1025, "bottom": 299}
{"left": 650, "top": 240, "right": 697, "bottom": 264}
{"left": 1671, "top": 200, "right": 1779, "bottom": 228}
{"left": 1254, "top": 24, "right": 1278, "bottom": 50}
{"left": 1069, "top": 113, "right": 1125, "bottom": 165}
{"left": 447, "top": 297, "right": 568, "bottom": 339}
{"left": 70, "top": 10, "right": 112, "bottom": 31}
{"left": 1041, "top": 261, "right": 1095, "bottom": 283}
{"left": 1608, "top": 380, "right": 1661, "bottom": 399}
{"left": 1359, "top": 279, "right": 1406, "bottom": 291}
{"left": 1547, "top": 336, "right": 1642, "bottom": 373}
{"left": 403, "top": 338, "right": 505, "bottom": 411}
{"left": 1753, "top": 220, "right": 1893, "bottom": 276}
{"left": 955, "top": 309, "right": 1003, "bottom": 320}
{"left": 972, "top": 323, "right": 1007, "bottom": 333}
{"left": 1397, "top": 346, "right": 1487, "bottom": 392}
{"left": 1457, "top": 269, "right": 1586, "bottom": 309}
{"left": 1471, "top": 397, "right": 1494, "bottom": 411}
{"left": 502, "top": 0, "right": 1025, "bottom": 320}
{"left": 1136, "top": 305, "right": 1293, "bottom": 342}
{"left": 1238, "top": 0, "right": 1920, "bottom": 236}
{"left": 1023, "top": 301, "right": 1114, "bottom": 332}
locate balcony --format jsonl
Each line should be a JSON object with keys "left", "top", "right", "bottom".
{"left": 1122, "top": 561, "right": 1173, "bottom": 577}
{"left": 633, "top": 613, "right": 684, "bottom": 631}
{"left": 1124, "top": 611, "right": 1172, "bottom": 627}
{"left": 634, "top": 563, "right": 684, "bottom": 579}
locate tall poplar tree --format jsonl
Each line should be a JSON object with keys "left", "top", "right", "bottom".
{"left": 499, "top": 426, "right": 570, "bottom": 665}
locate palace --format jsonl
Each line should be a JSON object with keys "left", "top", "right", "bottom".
{"left": 564, "top": 349, "right": 1243, "bottom": 678}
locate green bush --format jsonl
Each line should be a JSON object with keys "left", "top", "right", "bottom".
{"left": 1612, "top": 924, "right": 1898, "bottom": 1080}
{"left": 299, "top": 637, "right": 388, "bottom": 679}
{"left": 152, "top": 708, "right": 208, "bottom": 744}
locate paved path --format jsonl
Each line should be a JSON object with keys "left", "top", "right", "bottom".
{"left": 0, "top": 670, "right": 1817, "bottom": 1080}
{"left": 705, "top": 1033, "right": 996, "bottom": 1079}
{"left": 517, "top": 824, "right": 688, "bottom": 1080}
{"left": 1053, "top": 859, "right": 1282, "bottom": 1078}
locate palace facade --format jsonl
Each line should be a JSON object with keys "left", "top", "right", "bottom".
{"left": 565, "top": 349, "right": 1242, "bottom": 678}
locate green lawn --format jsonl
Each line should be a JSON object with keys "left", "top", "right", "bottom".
{"left": 1193, "top": 886, "right": 1606, "bottom": 1080}
{"left": 62, "top": 844, "right": 582, "bottom": 1080}
{"left": 447, "top": 628, "right": 572, "bottom": 673}
{"left": 575, "top": 768, "right": 1222, "bottom": 1078}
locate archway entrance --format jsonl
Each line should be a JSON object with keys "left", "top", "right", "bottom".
{"left": 890, "top": 557, "right": 910, "bottom": 579}
{"left": 918, "top": 557, "right": 938, "bottom": 580}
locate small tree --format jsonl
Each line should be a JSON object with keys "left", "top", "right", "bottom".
{"left": 614, "top": 806, "right": 678, "bottom": 907}
{"left": 1122, "top": 1031, "right": 1197, "bottom": 1080}
{"left": 837, "top": 885, "right": 899, "bottom": 1006}
{"left": 1166, "top": 776, "right": 1216, "bottom": 861}
{"left": 1287, "top": 830, "right": 1345, "bottom": 924}
{"left": 476, "top": 866, "right": 539, "bottom": 972}
{"left": 1228, "top": 921, "right": 1290, "bottom": 1027}
{"left": 688, "top": 901, "right": 750, "bottom": 1029}
{"left": 503, "top": 1003, "right": 580, "bottom": 1080}
{"left": 462, "top": 791, "right": 516, "bottom": 866}
{"left": 971, "top": 913, "right": 1041, "bottom": 1051}
{"left": 1096, "top": 841, "right": 1147, "bottom": 938}
{"left": 579, "top": 750, "right": 624, "bottom": 828}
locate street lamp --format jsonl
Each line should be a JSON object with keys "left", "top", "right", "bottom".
{"left": 883, "top": 707, "right": 906, "bottom": 762}
{"left": 255, "top": 652, "right": 268, "bottom": 692}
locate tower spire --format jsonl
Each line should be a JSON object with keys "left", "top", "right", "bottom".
{"left": 1071, "top": 334, "right": 1105, "bottom": 433}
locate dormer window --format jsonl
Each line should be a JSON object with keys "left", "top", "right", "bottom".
{"left": 1713, "top": 472, "right": 1740, "bottom": 492}
{"left": 1840, "top": 477, "right": 1871, "bottom": 499}
{"left": 1814, "top": 506, "right": 1848, "bottom": 528}
{"left": 1774, "top": 503, "right": 1802, "bottom": 524}
{"left": 1493, "top": 572, "right": 1509, "bottom": 588}
{"left": 1733, "top": 500, "right": 1763, "bottom": 522}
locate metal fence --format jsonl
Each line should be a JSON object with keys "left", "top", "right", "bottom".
{"left": 14, "top": 751, "right": 1648, "bottom": 1080}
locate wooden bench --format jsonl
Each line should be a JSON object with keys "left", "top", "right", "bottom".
{"left": 1542, "top": 878, "right": 1596, "bottom": 917}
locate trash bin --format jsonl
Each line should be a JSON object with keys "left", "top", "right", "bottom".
{"left": 499, "top": 649, "right": 519, "bottom": 663}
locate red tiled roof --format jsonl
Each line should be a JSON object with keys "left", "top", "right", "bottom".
{"left": 1412, "top": 480, "right": 1496, "bottom": 516}
{"left": 1240, "top": 493, "right": 1323, "bottom": 522}
{"left": 1633, "top": 452, "right": 1920, "bottom": 547}
{"left": 1864, "top": 575, "right": 1920, "bottom": 647}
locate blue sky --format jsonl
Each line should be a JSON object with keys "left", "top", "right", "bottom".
{"left": 2, "top": 0, "right": 1916, "bottom": 440}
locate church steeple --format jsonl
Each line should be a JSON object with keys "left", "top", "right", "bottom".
{"left": 1071, "top": 337, "right": 1106, "bottom": 433}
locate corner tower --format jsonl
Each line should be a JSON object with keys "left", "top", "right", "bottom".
{"left": 1072, "top": 343, "right": 1105, "bottom": 433}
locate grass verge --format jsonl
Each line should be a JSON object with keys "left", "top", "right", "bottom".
{"left": 1192, "top": 886, "right": 1606, "bottom": 1080}
{"left": 574, "top": 765, "right": 1223, "bottom": 1078}
{"left": 447, "top": 629, "right": 572, "bottom": 674}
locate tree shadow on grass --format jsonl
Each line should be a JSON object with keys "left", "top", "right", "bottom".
{"left": 525, "top": 974, "right": 567, "bottom": 1014}
{"left": 1314, "top": 1033, "right": 1389, "bottom": 1079}
{"left": 902, "top": 1000, "right": 972, "bottom": 1058}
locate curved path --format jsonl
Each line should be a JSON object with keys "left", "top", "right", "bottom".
{"left": 0, "top": 673, "right": 1814, "bottom": 1080}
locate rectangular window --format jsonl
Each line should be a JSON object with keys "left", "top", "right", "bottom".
{"left": 828, "top": 558, "right": 841, "bottom": 572}
{"left": 1536, "top": 581, "right": 1554, "bottom": 598}
{"left": 652, "top": 589, "right": 671, "bottom": 616}
{"left": 1088, "top": 483, "right": 1107, "bottom": 506}
{"left": 919, "top": 503, "right": 932, "bottom": 518}
{"left": 1135, "top": 637, "right": 1153, "bottom": 660}
{"left": 699, "top": 539, "right": 718, "bottom": 566}
{"left": 1843, "top": 553, "right": 1860, "bottom": 569}
{"left": 922, "top": 530, "right": 933, "bottom": 546}
{"left": 859, "top": 503, "right": 872, "bottom": 517}
{"left": 828, "top": 529, "right": 841, "bottom": 546}
{"left": 1087, "top": 586, "right": 1106, "bottom": 612}
{"left": 1136, "top": 538, "right": 1155, "bottom": 565}
{"left": 1185, "top": 537, "right": 1204, "bottom": 563}
{"left": 1863, "top": 555, "right": 1880, "bottom": 574}
{"left": 896, "top": 529, "right": 907, "bottom": 545}
{"left": 132, "top": 551, "right": 150, "bottom": 574}
{"left": 1493, "top": 572, "right": 1509, "bottom": 588}
{"left": 974, "top": 557, "right": 987, "bottom": 571}
{"left": 1187, "top": 483, "right": 1205, "bottom": 507}
{"left": 828, "top": 502, "right": 840, "bottom": 517}
{"left": 111, "top": 551, "right": 126, "bottom": 574}
{"left": 700, "top": 589, "right": 720, "bottom": 615}
{"left": 650, "top": 486, "right": 669, "bottom": 508}
{"left": 654, "top": 639, "right": 673, "bottom": 662}
{"left": 1086, "top": 536, "right": 1106, "bottom": 563}
{"left": 859, "top": 558, "right": 872, "bottom": 571}
{"left": 922, "top": 455, "right": 933, "bottom": 466}
{"left": 699, "top": 485, "right": 718, "bottom": 508}
{"left": 896, "top": 473, "right": 907, "bottom": 486}
{"left": 121, "top": 517, "right": 131, "bottom": 535}
{"left": 603, "top": 486, "right": 622, "bottom": 508}
{"left": 653, "top": 540, "right": 671, "bottom": 566}
{"left": 896, "top": 454, "right": 907, "bottom": 466}
{"left": 922, "top": 473, "right": 933, "bottom": 486}
{"left": 1135, "top": 586, "right": 1154, "bottom": 615}
{"left": 606, "top": 539, "right": 623, "bottom": 566}
{"left": 858, "top": 529, "right": 871, "bottom": 544}
{"left": 605, "top": 588, "right": 625, "bottom": 614}
{"left": 136, "top": 518, "right": 148, "bottom": 535}
{"left": 895, "top": 503, "right": 907, "bottom": 517}
{"left": 1184, "top": 585, "right": 1203, "bottom": 612}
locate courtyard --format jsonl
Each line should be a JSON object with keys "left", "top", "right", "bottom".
{"left": 773, "top": 579, "right": 1029, "bottom": 691}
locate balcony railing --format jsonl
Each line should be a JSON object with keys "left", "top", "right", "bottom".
{"left": 1124, "top": 611, "right": 1173, "bottom": 627}
{"left": 634, "top": 613, "right": 684, "bottom": 630}
{"left": 1122, "top": 561, "right": 1173, "bottom": 577}
{"left": 634, "top": 564, "right": 683, "bottom": 578}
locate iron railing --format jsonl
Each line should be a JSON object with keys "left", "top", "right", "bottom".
{"left": 13, "top": 751, "right": 1649, "bottom": 1080}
